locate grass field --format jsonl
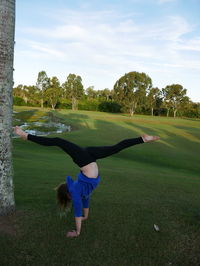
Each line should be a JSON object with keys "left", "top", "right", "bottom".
{"left": 1, "top": 107, "right": 200, "bottom": 266}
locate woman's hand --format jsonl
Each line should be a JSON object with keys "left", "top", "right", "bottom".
{"left": 66, "top": 217, "right": 82, "bottom": 237}
{"left": 66, "top": 230, "right": 79, "bottom": 238}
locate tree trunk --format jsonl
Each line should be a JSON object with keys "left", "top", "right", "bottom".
{"left": 166, "top": 108, "right": 169, "bottom": 117}
{"left": 51, "top": 101, "right": 55, "bottom": 110}
{"left": 0, "top": 0, "right": 16, "bottom": 215}
{"left": 129, "top": 108, "right": 134, "bottom": 116}
{"left": 40, "top": 98, "right": 44, "bottom": 108}
{"left": 23, "top": 96, "right": 28, "bottom": 104}
{"left": 129, "top": 102, "right": 137, "bottom": 116}
{"left": 174, "top": 109, "right": 177, "bottom": 118}
{"left": 72, "top": 97, "right": 77, "bottom": 110}
{"left": 151, "top": 107, "right": 154, "bottom": 116}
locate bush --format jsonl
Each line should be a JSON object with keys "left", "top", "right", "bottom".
{"left": 13, "top": 97, "right": 26, "bottom": 106}
{"left": 57, "top": 100, "right": 72, "bottom": 109}
{"left": 98, "top": 101, "right": 121, "bottom": 113}
{"left": 78, "top": 99, "right": 100, "bottom": 111}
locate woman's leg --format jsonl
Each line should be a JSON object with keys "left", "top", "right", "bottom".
{"left": 14, "top": 126, "right": 94, "bottom": 167}
{"left": 14, "top": 127, "right": 159, "bottom": 168}
{"left": 85, "top": 135, "right": 159, "bottom": 160}
{"left": 27, "top": 134, "right": 82, "bottom": 157}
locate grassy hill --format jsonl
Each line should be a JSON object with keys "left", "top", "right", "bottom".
{"left": 1, "top": 107, "right": 200, "bottom": 266}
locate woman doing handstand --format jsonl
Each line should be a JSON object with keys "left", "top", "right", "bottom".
{"left": 14, "top": 126, "right": 159, "bottom": 238}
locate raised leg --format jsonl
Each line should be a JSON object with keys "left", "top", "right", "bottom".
{"left": 86, "top": 135, "right": 159, "bottom": 160}
{"left": 14, "top": 126, "right": 94, "bottom": 167}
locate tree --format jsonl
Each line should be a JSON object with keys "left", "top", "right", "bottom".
{"left": 13, "top": 84, "right": 28, "bottom": 103}
{"left": 147, "top": 87, "right": 161, "bottom": 116}
{"left": 98, "top": 88, "right": 112, "bottom": 101}
{"left": 113, "top": 71, "right": 152, "bottom": 116}
{"left": 13, "top": 85, "right": 40, "bottom": 106}
{"left": 162, "top": 84, "right": 187, "bottom": 117}
{"left": 86, "top": 86, "right": 97, "bottom": 99}
{"left": 13, "top": 84, "right": 23, "bottom": 97}
{"left": 62, "top": 74, "right": 84, "bottom": 110}
{"left": 45, "top": 76, "right": 62, "bottom": 110}
{"left": 0, "top": 0, "right": 15, "bottom": 215}
{"left": 162, "top": 87, "right": 171, "bottom": 117}
{"left": 24, "top": 85, "right": 40, "bottom": 106}
{"left": 36, "top": 71, "right": 50, "bottom": 108}
{"left": 178, "top": 96, "right": 190, "bottom": 117}
{"left": 185, "top": 102, "right": 200, "bottom": 118}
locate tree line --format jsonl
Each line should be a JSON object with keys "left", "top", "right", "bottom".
{"left": 13, "top": 70, "right": 200, "bottom": 118}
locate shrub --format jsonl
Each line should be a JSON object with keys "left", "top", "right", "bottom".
{"left": 98, "top": 101, "right": 121, "bottom": 113}
{"left": 13, "top": 97, "right": 26, "bottom": 106}
{"left": 78, "top": 99, "right": 100, "bottom": 111}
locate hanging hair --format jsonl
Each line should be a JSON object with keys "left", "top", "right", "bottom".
{"left": 55, "top": 183, "right": 71, "bottom": 209}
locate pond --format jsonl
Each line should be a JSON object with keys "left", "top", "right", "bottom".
{"left": 12, "top": 110, "right": 71, "bottom": 137}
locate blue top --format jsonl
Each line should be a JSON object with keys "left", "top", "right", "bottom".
{"left": 66, "top": 172, "right": 100, "bottom": 217}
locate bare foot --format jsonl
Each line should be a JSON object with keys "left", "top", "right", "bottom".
{"left": 14, "top": 126, "right": 28, "bottom": 140}
{"left": 142, "top": 134, "right": 160, "bottom": 143}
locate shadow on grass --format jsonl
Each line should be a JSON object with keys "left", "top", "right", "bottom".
{"left": 173, "top": 125, "right": 200, "bottom": 143}
{"left": 125, "top": 122, "right": 200, "bottom": 175}
{"left": 182, "top": 117, "right": 200, "bottom": 122}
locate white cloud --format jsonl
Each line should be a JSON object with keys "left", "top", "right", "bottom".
{"left": 142, "top": 16, "right": 193, "bottom": 41}
{"left": 175, "top": 37, "right": 200, "bottom": 51}
{"left": 15, "top": 8, "right": 200, "bottom": 101}
{"left": 25, "top": 25, "right": 88, "bottom": 41}
{"left": 30, "top": 42, "right": 65, "bottom": 58}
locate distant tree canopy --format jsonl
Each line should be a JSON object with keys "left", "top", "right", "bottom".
{"left": 13, "top": 70, "right": 199, "bottom": 118}
{"left": 113, "top": 71, "right": 152, "bottom": 116}
{"left": 162, "top": 84, "right": 188, "bottom": 117}
{"left": 36, "top": 71, "right": 50, "bottom": 108}
{"left": 147, "top": 87, "right": 161, "bottom": 116}
{"left": 62, "top": 74, "right": 84, "bottom": 110}
{"left": 45, "top": 76, "right": 62, "bottom": 110}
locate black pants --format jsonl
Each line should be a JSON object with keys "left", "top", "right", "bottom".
{"left": 28, "top": 134, "right": 144, "bottom": 167}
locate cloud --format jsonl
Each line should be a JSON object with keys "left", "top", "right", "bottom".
{"left": 175, "top": 37, "right": 200, "bottom": 51}
{"left": 25, "top": 25, "right": 88, "bottom": 41}
{"left": 15, "top": 7, "right": 200, "bottom": 101}
{"left": 30, "top": 42, "right": 65, "bottom": 58}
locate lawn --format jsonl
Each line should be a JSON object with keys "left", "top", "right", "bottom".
{"left": 1, "top": 107, "right": 200, "bottom": 266}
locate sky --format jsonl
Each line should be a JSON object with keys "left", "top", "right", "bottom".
{"left": 14, "top": 0, "right": 200, "bottom": 102}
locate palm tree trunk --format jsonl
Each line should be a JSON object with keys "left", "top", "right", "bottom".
{"left": 0, "top": 0, "right": 16, "bottom": 215}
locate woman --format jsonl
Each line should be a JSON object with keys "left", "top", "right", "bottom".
{"left": 14, "top": 126, "right": 159, "bottom": 238}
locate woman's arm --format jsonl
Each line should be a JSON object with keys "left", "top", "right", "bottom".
{"left": 66, "top": 185, "right": 90, "bottom": 237}
{"left": 66, "top": 192, "right": 83, "bottom": 238}
{"left": 66, "top": 208, "right": 89, "bottom": 238}
{"left": 75, "top": 217, "right": 82, "bottom": 234}
{"left": 66, "top": 217, "right": 82, "bottom": 238}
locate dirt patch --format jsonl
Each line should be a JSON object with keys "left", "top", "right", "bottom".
{"left": 0, "top": 211, "right": 22, "bottom": 237}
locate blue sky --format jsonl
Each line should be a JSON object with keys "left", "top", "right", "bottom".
{"left": 14, "top": 0, "right": 200, "bottom": 102}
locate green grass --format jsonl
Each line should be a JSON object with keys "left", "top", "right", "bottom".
{"left": 1, "top": 107, "right": 200, "bottom": 265}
